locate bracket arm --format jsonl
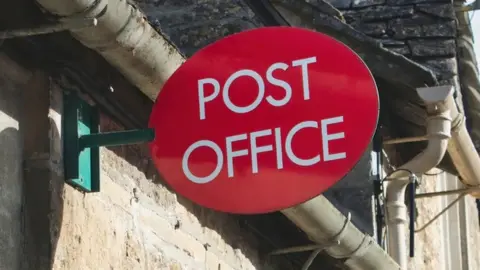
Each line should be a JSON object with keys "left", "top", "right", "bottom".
{"left": 79, "top": 128, "right": 155, "bottom": 149}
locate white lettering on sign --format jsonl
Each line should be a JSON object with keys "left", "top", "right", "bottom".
{"left": 197, "top": 56, "right": 317, "bottom": 120}
{"left": 198, "top": 79, "right": 221, "bottom": 120}
{"left": 285, "top": 121, "right": 320, "bottom": 167}
{"left": 181, "top": 117, "right": 347, "bottom": 184}
{"left": 250, "top": 129, "right": 274, "bottom": 174}
{"left": 322, "top": 116, "right": 346, "bottom": 161}
{"left": 182, "top": 56, "right": 348, "bottom": 184}
{"left": 266, "top": 63, "right": 292, "bottom": 107}
{"left": 182, "top": 140, "right": 224, "bottom": 184}
{"left": 223, "top": 70, "right": 265, "bottom": 114}
{"left": 291, "top": 57, "right": 316, "bottom": 100}
{"left": 226, "top": 134, "right": 249, "bottom": 178}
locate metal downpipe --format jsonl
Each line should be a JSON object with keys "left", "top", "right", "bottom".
{"left": 446, "top": 96, "right": 480, "bottom": 197}
{"left": 451, "top": 1, "right": 480, "bottom": 197}
{"left": 34, "top": 0, "right": 185, "bottom": 100}
{"left": 385, "top": 86, "right": 453, "bottom": 269}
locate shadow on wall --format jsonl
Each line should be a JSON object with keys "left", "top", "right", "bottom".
{"left": 0, "top": 127, "right": 22, "bottom": 270}
{"left": 0, "top": 57, "right": 26, "bottom": 269}
{"left": 99, "top": 116, "right": 302, "bottom": 269}
{"left": 21, "top": 116, "right": 64, "bottom": 270}
{"left": 20, "top": 71, "right": 65, "bottom": 270}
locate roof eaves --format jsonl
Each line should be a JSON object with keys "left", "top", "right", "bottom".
{"left": 270, "top": 0, "right": 438, "bottom": 90}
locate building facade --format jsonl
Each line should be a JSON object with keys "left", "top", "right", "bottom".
{"left": 0, "top": 0, "right": 479, "bottom": 269}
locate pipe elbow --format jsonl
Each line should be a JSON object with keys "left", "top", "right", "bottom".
{"left": 401, "top": 111, "right": 452, "bottom": 173}
{"left": 386, "top": 110, "right": 452, "bottom": 217}
{"left": 386, "top": 86, "right": 454, "bottom": 268}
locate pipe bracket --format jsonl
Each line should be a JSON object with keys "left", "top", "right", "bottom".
{"left": 329, "top": 212, "right": 352, "bottom": 246}
{"left": 269, "top": 213, "right": 352, "bottom": 256}
{"left": 333, "top": 234, "right": 374, "bottom": 260}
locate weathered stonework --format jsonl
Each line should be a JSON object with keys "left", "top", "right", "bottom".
{"left": 0, "top": 0, "right": 478, "bottom": 269}
{"left": 352, "top": 0, "right": 385, "bottom": 8}
{"left": 329, "top": 0, "right": 459, "bottom": 84}
{"left": 418, "top": 58, "right": 458, "bottom": 80}
{"left": 327, "top": 0, "right": 353, "bottom": 9}
{"left": 408, "top": 39, "right": 456, "bottom": 57}
{"left": 344, "top": 6, "right": 414, "bottom": 22}
{"left": 46, "top": 90, "right": 296, "bottom": 270}
{"left": 416, "top": 3, "right": 455, "bottom": 19}
{"left": 350, "top": 21, "right": 387, "bottom": 36}
{"left": 385, "top": 0, "right": 450, "bottom": 6}
{"left": 387, "top": 45, "right": 411, "bottom": 55}
{"left": 389, "top": 18, "right": 456, "bottom": 39}
{"left": 137, "top": 0, "right": 262, "bottom": 57}
{"left": 312, "top": 1, "right": 480, "bottom": 268}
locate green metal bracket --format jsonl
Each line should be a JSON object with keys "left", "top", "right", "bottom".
{"left": 63, "top": 92, "right": 155, "bottom": 192}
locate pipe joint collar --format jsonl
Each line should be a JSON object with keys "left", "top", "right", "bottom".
{"left": 335, "top": 235, "right": 374, "bottom": 260}
{"left": 426, "top": 112, "right": 452, "bottom": 139}
{"left": 386, "top": 202, "right": 408, "bottom": 223}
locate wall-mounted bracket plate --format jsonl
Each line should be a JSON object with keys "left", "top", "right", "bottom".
{"left": 63, "top": 92, "right": 100, "bottom": 192}
{"left": 62, "top": 92, "right": 155, "bottom": 193}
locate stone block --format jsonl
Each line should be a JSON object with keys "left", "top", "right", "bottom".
{"left": 389, "top": 19, "right": 456, "bottom": 39}
{"left": 378, "top": 39, "right": 406, "bottom": 46}
{"left": 205, "top": 251, "right": 221, "bottom": 270}
{"left": 304, "top": 0, "right": 345, "bottom": 18}
{"left": 386, "top": 45, "right": 411, "bottom": 55}
{"left": 418, "top": 58, "right": 458, "bottom": 79}
{"left": 344, "top": 5, "right": 414, "bottom": 23}
{"left": 324, "top": 0, "right": 352, "bottom": 9}
{"left": 138, "top": 0, "right": 261, "bottom": 55}
{"left": 408, "top": 39, "right": 456, "bottom": 57}
{"left": 423, "top": 22, "right": 457, "bottom": 38}
{"left": 136, "top": 204, "right": 207, "bottom": 261}
{"left": 352, "top": 22, "right": 387, "bottom": 36}
{"left": 352, "top": 0, "right": 385, "bottom": 8}
{"left": 416, "top": 3, "right": 455, "bottom": 19}
{"left": 386, "top": 0, "right": 449, "bottom": 6}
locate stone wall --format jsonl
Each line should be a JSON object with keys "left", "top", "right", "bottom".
{"left": 30, "top": 76, "right": 294, "bottom": 269}
{"left": 0, "top": 51, "right": 298, "bottom": 269}
{"left": 3, "top": 1, "right": 477, "bottom": 269}
{"left": 407, "top": 171, "right": 480, "bottom": 270}
{"left": 50, "top": 146, "right": 288, "bottom": 270}
{"left": 136, "top": 0, "right": 263, "bottom": 57}
{"left": 0, "top": 54, "right": 25, "bottom": 270}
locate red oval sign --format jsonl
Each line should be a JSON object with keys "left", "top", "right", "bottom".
{"left": 149, "top": 26, "right": 378, "bottom": 214}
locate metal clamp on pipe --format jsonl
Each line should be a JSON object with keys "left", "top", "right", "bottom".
{"left": 408, "top": 174, "right": 417, "bottom": 258}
